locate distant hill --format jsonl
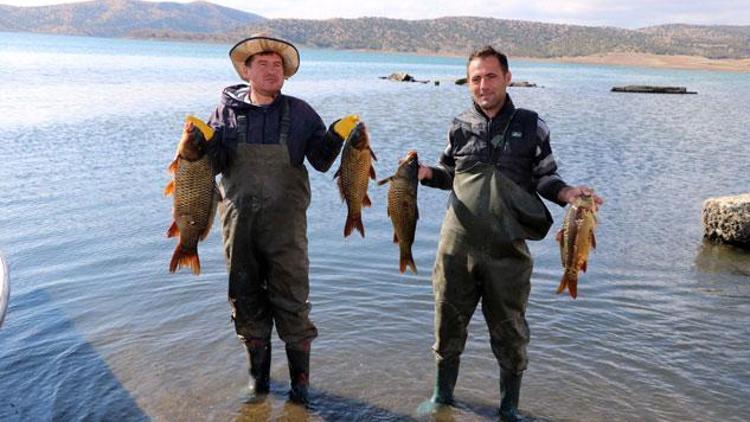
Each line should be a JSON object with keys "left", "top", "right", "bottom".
{"left": 1, "top": 0, "right": 748, "bottom": 59}
{"left": 225, "top": 18, "right": 750, "bottom": 59}
{"left": 0, "top": 0, "right": 265, "bottom": 37}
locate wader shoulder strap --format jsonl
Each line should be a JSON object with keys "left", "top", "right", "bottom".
{"left": 279, "top": 97, "right": 291, "bottom": 146}
{"left": 236, "top": 114, "right": 247, "bottom": 143}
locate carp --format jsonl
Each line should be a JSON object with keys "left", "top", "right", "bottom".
{"left": 556, "top": 192, "right": 598, "bottom": 298}
{"left": 333, "top": 120, "right": 377, "bottom": 237}
{"left": 164, "top": 116, "right": 219, "bottom": 275}
{"left": 378, "top": 150, "right": 419, "bottom": 274}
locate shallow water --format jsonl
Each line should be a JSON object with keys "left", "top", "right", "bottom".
{"left": 1, "top": 32, "right": 749, "bottom": 421}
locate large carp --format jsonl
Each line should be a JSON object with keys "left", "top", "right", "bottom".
{"left": 164, "top": 116, "right": 219, "bottom": 275}
{"left": 556, "top": 192, "right": 598, "bottom": 298}
{"left": 378, "top": 150, "right": 419, "bottom": 274}
{"left": 333, "top": 120, "right": 377, "bottom": 238}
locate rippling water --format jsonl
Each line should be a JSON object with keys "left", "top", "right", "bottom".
{"left": 1, "top": 32, "right": 749, "bottom": 421}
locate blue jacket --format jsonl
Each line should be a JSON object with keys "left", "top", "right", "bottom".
{"left": 206, "top": 84, "right": 343, "bottom": 174}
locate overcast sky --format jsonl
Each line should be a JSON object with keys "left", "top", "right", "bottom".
{"left": 1, "top": 0, "right": 748, "bottom": 28}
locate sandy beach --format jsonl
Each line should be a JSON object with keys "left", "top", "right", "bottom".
{"left": 521, "top": 52, "right": 750, "bottom": 73}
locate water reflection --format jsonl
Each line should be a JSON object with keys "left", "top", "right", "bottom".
{"left": 694, "top": 240, "right": 750, "bottom": 276}
{"left": 235, "top": 384, "right": 418, "bottom": 421}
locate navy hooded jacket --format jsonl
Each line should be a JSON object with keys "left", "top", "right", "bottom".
{"left": 205, "top": 84, "right": 343, "bottom": 174}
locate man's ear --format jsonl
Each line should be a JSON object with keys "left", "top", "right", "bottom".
{"left": 505, "top": 70, "right": 513, "bottom": 84}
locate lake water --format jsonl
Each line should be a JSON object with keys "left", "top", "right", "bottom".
{"left": 1, "top": 31, "right": 749, "bottom": 421}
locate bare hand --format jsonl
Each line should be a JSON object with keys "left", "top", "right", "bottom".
{"left": 558, "top": 186, "right": 604, "bottom": 207}
{"left": 418, "top": 165, "right": 433, "bottom": 181}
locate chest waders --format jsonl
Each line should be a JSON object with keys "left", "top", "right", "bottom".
{"left": 424, "top": 133, "right": 552, "bottom": 419}
{"left": 219, "top": 99, "right": 314, "bottom": 404}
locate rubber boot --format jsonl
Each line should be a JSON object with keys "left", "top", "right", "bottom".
{"left": 244, "top": 339, "right": 271, "bottom": 403}
{"left": 286, "top": 344, "right": 310, "bottom": 405}
{"left": 499, "top": 370, "right": 522, "bottom": 422}
{"left": 416, "top": 358, "right": 460, "bottom": 416}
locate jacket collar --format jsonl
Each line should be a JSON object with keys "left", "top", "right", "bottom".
{"left": 472, "top": 94, "right": 516, "bottom": 123}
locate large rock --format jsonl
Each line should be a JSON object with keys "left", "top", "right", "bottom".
{"left": 702, "top": 193, "right": 750, "bottom": 247}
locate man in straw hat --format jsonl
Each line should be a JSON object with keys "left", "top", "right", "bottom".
{"left": 195, "top": 34, "right": 359, "bottom": 405}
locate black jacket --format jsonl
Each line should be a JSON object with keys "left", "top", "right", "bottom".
{"left": 422, "top": 95, "right": 568, "bottom": 206}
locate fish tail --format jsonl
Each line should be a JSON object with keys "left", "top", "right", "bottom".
{"left": 556, "top": 270, "right": 578, "bottom": 299}
{"left": 344, "top": 213, "right": 365, "bottom": 238}
{"left": 169, "top": 245, "right": 201, "bottom": 275}
{"left": 400, "top": 249, "right": 417, "bottom": 274}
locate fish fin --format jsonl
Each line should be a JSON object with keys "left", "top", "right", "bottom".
{"left": 581, "top": 260, "right": 588, "bottom": 273}
{"left": 393, "top": 232, "right": 399, "bottom": 243}
{"left": 344, "top": 213, "right": 365, "bottom": 238}
{"left": 169, "top": 245, "right": 201, "bottom": 275}
{"left": 333, "top": 167, "right": 341, "bottom": 179}
{"left": 168, "top": 159, "right": 179, "bottom": 174}
{"left": 590, "top": 231, "right": 597, "bottom": 249}
{"left": 400, "top": 250, "right": 417, "bottom": 275}
{"left": 569, "top": 278, "right": 578, "bottom": 299}
{"left": 555, "top": 276, "right": 567, "bottom": 295}
{"left": 369, "top": 165, "right": 376, "bottom": 180}
{"left": 377, "top": 176, "right": 393, "bottom": 186}
{"left": 369, "top": 147, "right": 377, "bottom": 161}
{"left": 363, "top": 193, "right": 372, "bottom": 207}
{"left": 164, "top": 180, "right": 175, "bottom": 196}
{"left": 167, "top": 221, "right": 179, "bottom": 238}
{"left": 555, "top": 229, "right": 563, "bottom": 242}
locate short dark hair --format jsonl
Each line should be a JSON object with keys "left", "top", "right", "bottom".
{"left": 467, "top": 46, "right": 509, "bottom": 73}
{"left": 244, "top": 51, "right": 282, "bottom": 67}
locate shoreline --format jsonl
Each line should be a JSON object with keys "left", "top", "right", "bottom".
{"left": 7, "top": 31, "right": 750, "bottom": 73}
{"left": 516, "top": 52, "right": 750, "bottom": 73}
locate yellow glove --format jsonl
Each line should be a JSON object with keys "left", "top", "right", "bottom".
{"left": 333, "top": 114, "right": 360, "bottom": 140}
{"left": 186, "top": 115, "right": 215, "bottom": 141}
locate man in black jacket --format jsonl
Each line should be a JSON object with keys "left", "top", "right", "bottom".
{"left": 201, "top": 35, "right": 357, "bottom": 405}
{"left": 418, "top": 46, "right": 603, "bottom": 420}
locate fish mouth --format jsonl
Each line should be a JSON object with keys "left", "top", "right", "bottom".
{"left": 401, "top": 150, "right": 418, "bottom": 164}
{"left": 348, "top": 122, "right": 366, "bottom": 146}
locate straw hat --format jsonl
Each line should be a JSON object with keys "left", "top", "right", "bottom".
{"left": 229, "top": 35, "right": 300, "bottom": 79}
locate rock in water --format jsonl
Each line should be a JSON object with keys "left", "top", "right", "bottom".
{"left": 702, "top": 193, "right": 750, "bottom": 248}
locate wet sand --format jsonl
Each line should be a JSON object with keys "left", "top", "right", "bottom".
{"left": 520, "top": 52, "right": 750, "bottom": 72}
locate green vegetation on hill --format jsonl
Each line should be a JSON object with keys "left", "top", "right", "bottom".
{"left": 1, "top": 0, "right": 748, "bottom": 59}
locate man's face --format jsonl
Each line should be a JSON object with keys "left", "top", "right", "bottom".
{"left": 468, "top": 55, "right": 512, "bottom": 113}
{"left": 241, "top": 52, "right": 285, "bottom": 96}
